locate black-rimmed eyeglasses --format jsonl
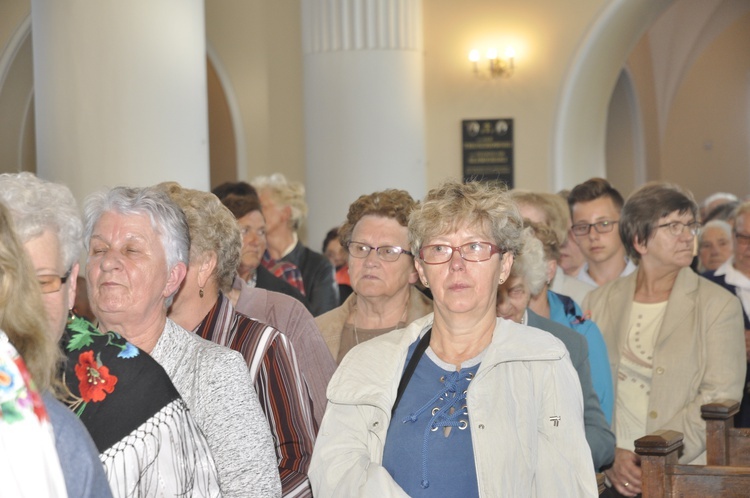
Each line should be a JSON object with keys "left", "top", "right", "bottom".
{"left": 571, "top": 220, "right": 619, "bottom": 237}
{"left": 346, "top": 242, "right": 414, "bottom": 262}
{"left": 419, "top": 242, "right": 503, "bottom": 265}
{"left": 37, "top": 267, "right": 73, "bottom": 294}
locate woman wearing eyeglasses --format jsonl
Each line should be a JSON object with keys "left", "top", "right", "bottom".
{"left": 583, "top": 182, "right": 746, "bottom": 497}
{"left": 310, "top": 180, "right": 597, "bottom": 497}
{"left": 315, "top": 189, "right": 432, "bottom": 363}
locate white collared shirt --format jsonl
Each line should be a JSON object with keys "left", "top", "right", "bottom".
{"left": 576, "top": 258, "right": 636, "bottom": 288}
{"left": 715, "top": 257, "right": 750, "bottom": 324}
{"left": 281, "top": 232, "right": 299, "bottom": 259}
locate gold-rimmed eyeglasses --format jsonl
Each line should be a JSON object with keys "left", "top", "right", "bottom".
{"left": 37, "top": 267, "right": 73, "bottom": 294}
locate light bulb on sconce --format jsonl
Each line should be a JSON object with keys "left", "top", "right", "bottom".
{"left": 469, "top": 46, "right": 515, "bottom": 79}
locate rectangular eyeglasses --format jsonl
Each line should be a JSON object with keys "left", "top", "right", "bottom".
{"left": 657, "top": 221, "right": 701, "bottom": 237}
{"left": 346, "top": 242, "right": 413, "bottom": 262}
{"left": 419, "top": 242, "right": 503, "bottom": 265}
{"left": 571, "top": 220, "right": 619, "bottom": 236}
{"left": 37, "top": 267, "right": 73, "bottom": 294}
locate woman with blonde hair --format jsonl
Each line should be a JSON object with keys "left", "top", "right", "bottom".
{"left": 311, "top": 180, "right": 596, "bottom": 497}
{"left": 161, "top": 182, "right": 317, "bottom": 496}
{"left": 0, "top": 199, "right": 110, "bottom": 497}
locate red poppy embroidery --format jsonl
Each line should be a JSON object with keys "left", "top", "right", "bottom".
{"left": 75, "top": 350, "right": 117, "bottom": 402}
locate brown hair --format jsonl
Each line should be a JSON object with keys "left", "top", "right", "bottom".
{"left": 567, "top": 178, "right": 624, "bottom": 213}
{"left": 221, "top": 194, "right": 261, "bottom": 220}
{"left": 619, "top": 182, "right": 697, "bottom": 262}
{"left": 339, "top": 189, "right": 418, "bottom": 247}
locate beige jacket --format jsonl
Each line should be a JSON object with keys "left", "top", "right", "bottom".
{"left": 309, "top": 314, "right": 598, "bottom": 497}
{"left": 314, "top": 286, "right": 433, "bottom": 362}
{"left": 583, "top": 267, "right": 746, "bottom": 463}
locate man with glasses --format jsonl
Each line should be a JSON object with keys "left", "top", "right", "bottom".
{"left": 567, "top": 178, "right": 636, "bottom": 287}
{"left": 704, "top": 201, "right": 750, "bottom": 427}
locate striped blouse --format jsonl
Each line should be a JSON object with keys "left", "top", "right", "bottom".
{"left": 195, "top": 293, "right": 317, "bottom": 498}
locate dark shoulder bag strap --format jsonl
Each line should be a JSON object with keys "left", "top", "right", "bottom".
{"left": 391, "top": 328, "right": 432, "bottom": 418}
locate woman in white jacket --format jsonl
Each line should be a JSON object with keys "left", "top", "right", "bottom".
{"left": 310, "top": 180, "right": 597, "bottom": 497}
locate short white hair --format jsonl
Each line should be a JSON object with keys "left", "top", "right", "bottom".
{"left": 0, "top": 172, "right": 83, "bottom": 270}
{"left": 251, "top": 173, "right": 308, "bottom": 231}
{"left": 701, "top": 192, "right": 738, "bottom": 209}
{"left": 509, "top": 228, "right": 547, "bottom": 297}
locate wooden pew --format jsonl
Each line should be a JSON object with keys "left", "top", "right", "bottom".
{"left": 702, "top": 400, "right": 750, "bottom": 467}
{"left": 634, "top": 400, "right": 750, "bottom": 498}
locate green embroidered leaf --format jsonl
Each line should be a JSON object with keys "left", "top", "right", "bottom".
{"left": 67, "top": 316, "right": 92, "bottom": 335}
{"left": 67, "top": 331, "right": 94, "bottom": 351}
{"left": 0, "top": 401, "right": 24, "bottom": 424}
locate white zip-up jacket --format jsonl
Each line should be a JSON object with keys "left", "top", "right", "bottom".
{"left": 310, "top": 314, "right": 597, "bottom": 497}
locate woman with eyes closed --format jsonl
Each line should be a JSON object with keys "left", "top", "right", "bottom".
{"left": 0, "top": 173, "right": 220, "bottom": 498}
{"left": 315, "top": 189, "right": 432, "bottom": 363}
{"left": 583, "top": 182, "right": 746, "bottom": 497}
{"left": 310, "top": 180, "right": 596, "bottom": 497}
{"left": 84, "top": 186, "right": 280, "bottom": 498}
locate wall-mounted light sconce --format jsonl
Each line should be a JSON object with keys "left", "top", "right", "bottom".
{"left": 469, "top": 47, "right": 515, "bottom": 79}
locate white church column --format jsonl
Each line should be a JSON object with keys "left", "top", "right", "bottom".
{"left": 301, "top": 0, "right": 426, "bottom": 248}
{"left": 30, "top": 0, "right": 210, "bottom": 201}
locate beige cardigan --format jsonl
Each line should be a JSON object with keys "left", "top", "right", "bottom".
{"left": 583, "top": 267, "right": 746, "bottom": 463}
{"left": 314, "top": 286, "right": 433, "bottom": 362}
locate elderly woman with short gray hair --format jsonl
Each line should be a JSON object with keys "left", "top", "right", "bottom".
{"left": 0, "top": 173, "right": 221, "bottom": 497}
{"left": 84, "top": 186, "right": 281, "bottom": 498}
{"left": 698, "top": 219, "right": 733, "bottom": 272}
